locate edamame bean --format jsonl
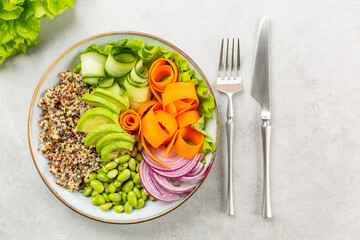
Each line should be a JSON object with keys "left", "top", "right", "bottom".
{"left": 100, "top": 203, "right": 113, "bottom": 210}
{"left": 133, "top": 173, "right": 141, "bottom": 184}
{"left": 90, "top": 180, "right": 104, "bottom": 193}
{"left": 117, "top": 169, "right": 131, "bottom": 182}
{"left": 129, "top": 158, "right": 136, "bottom": 172}
{"left": 149, "top": 196, "right": 155, "bottom": 201}
{"left": 105, "top": 161, "right": 118, "bottom": 170}
{"left": 95, "top": 195, "right": 106, "bottom": 205}
{"left": 117, "top": 163, "right": 128, "bottom": 171}
{"left": 83, "top": 186, "right": 93, "bottom": 197}
{"left": 107, "top": 169, "right": 119, "bottom": 179}
{"left": 141, "top": 188, "right": 149, "bottom": 197}
{"left": 135, "top": 152, "right": 142, "bottom": 162}
{"left": 84, "top": 172, "right": 97, "bottom": 183}
{"left": 123, "top": 181, "right": 134, "bottom": 193}
{"left": 97, "top": 172, "right": 109, "bottom": 182}
{"left": 127, "top": 191, "right": 137, "bottom": 207}
{"left": 91, "top": 190, "right": 99, "bottom": 197}
{"left": 102, "top": 192, "right": 110, "bottom": 203}
{"left": 112, "top": 201, "right": 121, "bottom": 205}
{"left": 104, "top": 183, "right": 110, "bottom": 194}
{"left": 91, "top": 197, "right": 100, "bottom": 206}
{"left": 135, "top": 184, "right": 142, "bottom": 189}
{"left": 136, "top": 163, "right": 139, "bottom": 172}
{"left": 101, "top": 166, "right": 109, "bottom": 173}
{"left": 113, "top": 180, "right": 122, "bottom": 188}
{"left": 124, "top": 202, "right": 133, "bottom": 214}
{"left": 109, "top": 193, "right": 121, "bottom": 202}
{"left": 121, "top": 192, "right": 127, "bottom": 202}
{"left": 108, "top": 183, "right": 116, "bottom": 193}
{"left": 133, "top": 187, "right": 141, "bottom": 199}
{"left": 113, "top": 205, "right": 124, "bottom": 213}
{"left": 136, "top": 141, "right": 143, "bottom": 152}
{"left": 134, "top": 198, "right": 145, "bottom": 209}
{"left": 130, "top": 171, "right": 136, "bottom": 179}
{"left": 130, "top": 147, "right": 137, "bottom": 157}
{"left": 118, "top": 155, "right": 131, "bottom": 164}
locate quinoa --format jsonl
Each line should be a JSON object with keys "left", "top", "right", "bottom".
{"left": 38, "top": 72, "right": 104, "bottom": 192}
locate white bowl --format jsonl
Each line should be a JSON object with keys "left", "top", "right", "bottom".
{"left": 28, "top": 31, "right": 219, "bottom": 224}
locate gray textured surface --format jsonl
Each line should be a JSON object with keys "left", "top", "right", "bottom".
{"left": 1, "top": 0, "right": 360, "bottom": 239}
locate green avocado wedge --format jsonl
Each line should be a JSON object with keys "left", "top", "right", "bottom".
{"left": 96, "top": 132, "right": 135, "bottom": 153}
{"left": 81, "top": 94, "right": 121, "bottom": 115}
{"left": 101, "top": 141, "right": 135, "bottom": 163}
{"left": 76, "top": 107, "right": 118, "bottom": 133}
{"left": 83, "top": 124, "right": 125, "bottom": 146}
{"left": 91, "top": 88, "right": 129, "bottom": 110}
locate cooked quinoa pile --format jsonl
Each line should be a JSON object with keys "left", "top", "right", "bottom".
{"left": 38, "top": 72, "right": 104, "bottom": 192}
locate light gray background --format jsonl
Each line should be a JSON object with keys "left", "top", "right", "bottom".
{"left": 1, "top": 0, "right": 360, "bottom": 239}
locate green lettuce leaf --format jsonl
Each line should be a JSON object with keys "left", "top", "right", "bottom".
{"left": 0, "top": 0, "right": 74, "bottom": 64}
{"left": 192, "top": 116, "right": 216, "bottom": 154}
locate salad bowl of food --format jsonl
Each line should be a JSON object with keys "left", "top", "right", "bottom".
{"left": 28, "top": 31, "right": 219, "bottom": 224}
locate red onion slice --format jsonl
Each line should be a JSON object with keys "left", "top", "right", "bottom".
{"left": 142, "top": 146, "right": 189, "bottom": 171}
{"left": 177, "top": 161, "right": 211, "bottom": 182}
{"left": 153, "top": 171, "right": 199, "bottom": 195}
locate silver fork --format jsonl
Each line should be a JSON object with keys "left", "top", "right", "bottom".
{"left": 216, "top": 38, "right": 243, "bottom": 216}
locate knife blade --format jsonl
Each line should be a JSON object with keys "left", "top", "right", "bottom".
{"left": 251, "top": 16, "right": 273, "bottom": 219}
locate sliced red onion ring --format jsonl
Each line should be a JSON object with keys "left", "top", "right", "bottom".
{"left": 142, "top": 147, "right": 189, "bottom": 171}
{"left": 153, "top": 171, "right": 199, "bottom": 195}
{"left": 139, "top": 161, "right": 181, "bottom": 202}
{"left": 177, "top": 161, "right": 211, "bottom": 182}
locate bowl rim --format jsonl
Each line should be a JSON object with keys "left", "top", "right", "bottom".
{"left": 27, "top": 31, "right": 220, "bottom": 224}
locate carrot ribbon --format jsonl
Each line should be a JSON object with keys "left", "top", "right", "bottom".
{"left": 119, "top": 110, "right": 141, "bottom": 133}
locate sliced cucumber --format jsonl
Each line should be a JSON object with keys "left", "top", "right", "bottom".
{"left": 124, "top": 75, "right": 151, "bottom": 111}
{"left": 80, "top": 52, "right": 107, "bottom": 78}
{"left": 83, "top": 77, "right": 99, "bottom": 86}
{"left": 105, "top": 47, "right": 136, "bottom": 77}
{"left": 98, "top": 78, "right": 114, "bottom": 88}
{"left": 130, "top": 60, "right": 149, "bottom": 85}
{"left": 103, "top": 83, "right": 123, "bottom": 95}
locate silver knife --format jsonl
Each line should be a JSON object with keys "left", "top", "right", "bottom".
{"left": 251, "top": 16, "right": 272, "bottom": 218}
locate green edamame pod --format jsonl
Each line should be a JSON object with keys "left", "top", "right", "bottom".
{"left": 118, "top": 154, "right": 131, "bottom": 164}
{"left": 113, "top": 180, "right": 122, "bottom": 188}
{"left": 127, "top": 191, "right": 137, "bottom": 207}
{"left": 107, "top": 169, "right": 119, "bottom": 179}
{"left": 117, "top": 169, "right": 131, "bottom": 182}
{"left": 100, "top": 203, "right": 113, "bottom": 210}
{"left": 109, "top": 193, "right": 122, "bottom": 202}
{"left": 123, "top": 181, "right": 134, "bottom": 193}
{"left": 108, "top": 183, "right": 117, "bottom": 193}
{"left": 91, "top": 197, "right": 100, "bottom": 206}
{"left": 113, "top": 205, "right": 124, "bottom": 213}
{"left": 133, "top": 173, "right": 141, "bottom": 184}
{"left": 135, "top": 153, "right": 142, "bottom": 162}
{"left": 102, "top": 192, "right": 111, "bottom": 203}
{"left": 105, "top": 161, "right": 118, "bottom": 170}
{"left": 83, "top": 186, "right": 93, "bottom": 197}
{"left": 90, "top": 180, "right": 104, "bottom": 193}
{"left": 97, "top": 172, "right": 110, "bottom": 182}
{"left": 124, "top": 201, "right": 133, "bottom": 214}
{"left": 128, "top": 158, "right": 136, "bottom": 172}
{"left": 133, "top": 187, "right": 141, "bottom": 198}
{"left": 117, "top": 163, "right": 129, "bottom": 171}
{"left": 95, "top": 195, "right": 106, "bottom": 205}
{"left": 134, "top": 198, "right": 145, "bottom": 209}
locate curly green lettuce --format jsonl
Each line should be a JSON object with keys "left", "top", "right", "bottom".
{"left": 0, "top": 0, "right": 74, "bottom": 64}
{"left": 74, "top": 39, "right": 216, "bottom": 154}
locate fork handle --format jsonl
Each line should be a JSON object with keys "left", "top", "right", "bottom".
{"left": 261, "top": 120, "right": 272, "bottom": 218}
{"left": 226, "top": 94, "right": 235, "bottom": 215}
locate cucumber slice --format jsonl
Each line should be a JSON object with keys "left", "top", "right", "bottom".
{"left": 81, "top": 94, "right": 121, "bottom": 114}
{"left": 130, "top": 60, "right": 149, "bottom": 85}
{"left": 80, "top": 52, "right": 107, "bottom": 78}
{"left": 98, "top": 78, "right": 114, "bottom": 88}
{"left": 83, "top": 77, "right": 99, "bottom": 86}
{"left": 104, "top": 83, "right": 123, "bottom": 95}
{"left": 105, "top": 47, "right": 136, "bottom": 77}
{"left": 124, "top": 75, "right": 151, "bottom": 111}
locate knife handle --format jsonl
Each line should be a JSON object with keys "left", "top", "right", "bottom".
{"left": 226, "top": 94, "right": 235, "bottom": 215}
{"left": 261, "top": 120, "right": 272, "bottom": 218}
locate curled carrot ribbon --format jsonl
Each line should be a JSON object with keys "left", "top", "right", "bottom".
{"left": 149, "top": 58, "right": 178, "bottom": 103}
{"left": 119, "top": 110, "right": 141, "bottom": 133}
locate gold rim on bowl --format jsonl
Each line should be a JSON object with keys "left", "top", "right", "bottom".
{"left": 27, "top": 31, "right": 220, "bottom": 224}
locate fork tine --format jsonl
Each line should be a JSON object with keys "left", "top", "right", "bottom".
{"left": 236, "top": 38, "right": 241, "bottom": 78}
{"left": 217, "top": 39, "right": 224, "bottom": 78}
{"left": 225, "top": 38, "right": 229, "bottom": 79}
{"left": 231, "top": 38, "right": 235, "bottom": 78}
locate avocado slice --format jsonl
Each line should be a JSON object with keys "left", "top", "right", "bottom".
{"left": 83, "top": 124, "right": 126, "bottom": 146}
{"left": 82, "top": 94, "right": 121, "bottom": 115}
{"left": 96, "top": 132, "right": 135, "bottom": 153}
{"left": 91, "top": 88, "right": 129, "bottom": 110}
{"left": 100, "top": 141, "right": 134, "bottom": 163}
{"left": 76, "top": 107, "right": 118, "bottom": 133}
